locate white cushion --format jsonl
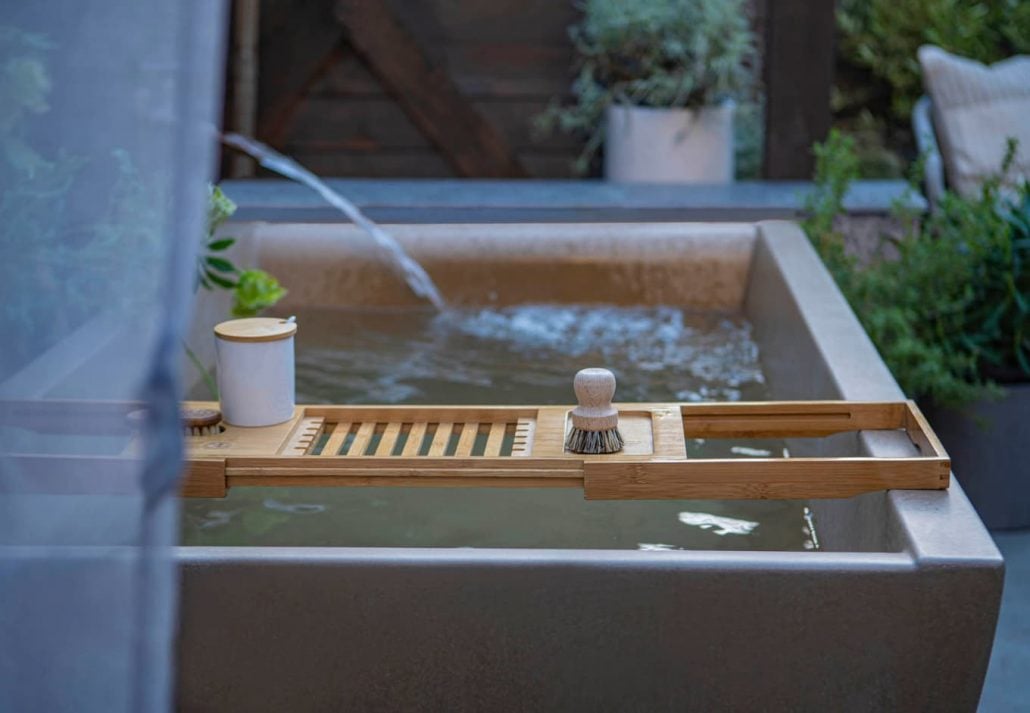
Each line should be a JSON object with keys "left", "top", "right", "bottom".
{"left": 918, "top": 45, "right": 1030, "bottom": 198}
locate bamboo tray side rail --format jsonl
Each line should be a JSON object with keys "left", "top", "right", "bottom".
{"left": 182, "top": 400, "right": 950, "bottom": 500}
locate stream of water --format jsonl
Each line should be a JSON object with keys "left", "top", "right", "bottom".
{"left": 222, "top": 133, "right": 445, "bottom": 309}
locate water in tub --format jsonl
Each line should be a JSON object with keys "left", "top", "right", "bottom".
{"left": 182, "top": 305, "right": 819, "bottom": 550}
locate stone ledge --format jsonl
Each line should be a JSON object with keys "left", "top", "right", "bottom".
{"left": 222, "top": 178, "right": 925, "bottom": 224}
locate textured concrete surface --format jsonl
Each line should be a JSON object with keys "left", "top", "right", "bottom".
{"left": 243, "top": 221, "right": 758, "bottom": 310}
{"left": 981, "top": 530, "right": 1030, "bottom": 713}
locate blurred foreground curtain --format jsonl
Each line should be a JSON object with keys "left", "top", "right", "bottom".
{"left": 0, "top": 2, "right": 225, "bottom": 711}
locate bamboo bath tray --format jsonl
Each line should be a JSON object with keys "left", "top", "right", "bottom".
{"left": 183, "top": 400, "right": 950, "bottom": 500}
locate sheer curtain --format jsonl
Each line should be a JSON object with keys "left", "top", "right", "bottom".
{"left": 0, "top": 2, "right": 225, "bottom": 710}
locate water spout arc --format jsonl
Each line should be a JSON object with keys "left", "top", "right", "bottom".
{"left": 221, "top": 133, "right": 445, "bottom": 310}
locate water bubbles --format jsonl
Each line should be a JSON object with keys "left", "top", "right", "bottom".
{"left": 730, "top": 446, "right": 773, "bottom": 457}
{"left": 193, "top": 509, "right": 240, "bottom": 530}
{"left": 678, "top": 511, "right": 760, "bottom": 536}
{"left": 295, "top": 305, "right": 768, "bottom": 406}
{"left": 263, "top": 499, "right": 326, "bottom": 515}
{"left": 802, "top": 507, "right": 820, "bottom": 550}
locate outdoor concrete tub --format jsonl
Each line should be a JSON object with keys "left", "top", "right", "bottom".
{"left": 177, "top": 221, "right": 1002, "bottom": 712}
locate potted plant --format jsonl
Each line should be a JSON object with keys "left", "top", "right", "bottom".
{"left": 805, "top": 132, "right": 1030, "bottom": 528}
{"left": 535, "top": 0, "right": 757, "bottom": 182}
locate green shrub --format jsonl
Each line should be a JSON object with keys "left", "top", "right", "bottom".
{"left": 837, "top": 0, "right": 1030, "bottom": 122}
{"left": 804, "top": 131, "right": 1030, "bottom": 408}
{"left": 535, "top": 0, "right": 757, "bottom": 174}
{"left": 733, "top": 99, "right": 765, "bottom": 181}
{"left": 829, "top": 110, "right": 905, "bottom": 179}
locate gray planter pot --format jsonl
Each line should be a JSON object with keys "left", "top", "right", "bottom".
{"left": 923, "top": 382, "right": 1030, "bottom": 529}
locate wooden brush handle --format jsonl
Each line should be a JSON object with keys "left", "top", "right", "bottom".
{"left": 571, "top": 368, "right": 619, "bottom": 431}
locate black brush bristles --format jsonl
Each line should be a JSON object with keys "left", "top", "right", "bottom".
{"left": 184, "top": 424, "right": 222, "bottom": 437}
{"left": 565, "top": 426, "right": 624, "bottom": 454}
{"left": 181, "top": 407, "right": 223, "bottom": 438}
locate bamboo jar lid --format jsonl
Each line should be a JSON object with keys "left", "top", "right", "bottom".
{"left": 214, "top": 317, "right": 297, "bottom": 343}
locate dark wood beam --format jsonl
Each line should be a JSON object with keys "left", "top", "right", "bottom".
{"left": 256, "top": 0, "right": 346, "bottom": 146}
{"left": 762, "top": 0, "right": 836, "bottom": 179}
{"left": 226, "top": 0, "right": 260, "bottom": 176}
{"left": 334, "top": 0, "right": 527, "bottom": 178}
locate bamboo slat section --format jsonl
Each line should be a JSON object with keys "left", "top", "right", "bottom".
{"left": 182, "top": 400, "right": 951, "bottom": 501}
{"left": 402, "top": 422, "right": 427, "bottom": 456}
{"left": 281, "top": 416, "right": 324, "bottom": 456}
{"left": 583, "top": 457, "right": 950, "bottom": 500}
{"left": 903, "top": 404, "right": 949, "bottom": 459}
{"left": 455, "top": 422, "right": 479, "bottom": 456}
{"left": 319, "top": 421, "right": 351, "bottom": 457}
{"left": 680, "top": 401, "right": 908, "bottom": 438}
{"left": 380, "top": 422, "right": 402, "bottom": 456}
{"left": 348, "top": 421, "right": 376, "bottom": 456}
{"left": 428, "top": 422, "right": 453, "bottom": 456}
{"left": 511, "top": 417, "right": 534, "bottom": 456}
{"left": 484, "top": 422, "right": 506, "bottom": 457}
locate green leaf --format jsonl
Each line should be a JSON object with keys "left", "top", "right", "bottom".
{"left": 231, "top": 269, "right": 287, "bottom": 318}
{"left": 206, "top": 237, "right": 235, "bottom": 252}
{"left": 207, "top": 184, "right": 236, "bottom": 234}
{"left": 205, "top": 256, "right": 237, "bottom": 274}
{"left": 205, "top": 270, "right": 237, "bottom": 290}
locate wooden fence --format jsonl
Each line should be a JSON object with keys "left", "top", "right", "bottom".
{"left": 225, "top": 0, "right": 834, "bottom": 180}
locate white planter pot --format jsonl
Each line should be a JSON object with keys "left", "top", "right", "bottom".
{"left": 604, "top": 103, "right": 735, "bottom": 183}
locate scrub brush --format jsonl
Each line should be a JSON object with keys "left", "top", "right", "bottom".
{"left": 565, "top": 368, "right": 624, "bottom": 454}
{"left": 182, "top": 407, "right": 222, "bottom": 437}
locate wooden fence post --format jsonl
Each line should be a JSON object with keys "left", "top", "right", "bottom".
{"left": 762, "top": 0, "right": 836, "bottom": 179}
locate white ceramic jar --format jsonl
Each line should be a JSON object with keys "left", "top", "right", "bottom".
{"left": 214, "top": 317, "right": 297, "bottom": 427}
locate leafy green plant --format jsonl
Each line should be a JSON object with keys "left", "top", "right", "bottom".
{"left": 837, "top": 0, "right": 1029, "bottom": 122}
{"left": 733, "top": 99, "right": 765, "bottom": 181}
{"left": 829, "top": 110, "right": 905, "bottom": 179}
{"left": 804, "top": 131, "right": 1030, "bottom": 408}
{"left": 198, "top": 185, "right": 285, "bottom": 318}
{"left": 534, "top": 0, "right": 757, "bottom": 174}
{"left": 803, "top": 131, "right": 861, "bottom": 282}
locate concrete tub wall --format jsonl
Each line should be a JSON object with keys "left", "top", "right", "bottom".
{"left": 178, "top": 221, "right": 1002, "bottom": 712}
{"left": 231, "top": 220, "right": 757, "bottom": 309}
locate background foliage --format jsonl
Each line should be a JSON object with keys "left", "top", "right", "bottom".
{"left": 0, "top": 26, "right": 167, "bottom": 376}
{"left": 834, "top": 0, "right": 1030, "bottom": 176}
{"left": 805, "top": 132, "right": 1030, "bottom": 408}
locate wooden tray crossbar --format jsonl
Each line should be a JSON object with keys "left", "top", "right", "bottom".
{"left": 183, "top": 400, "right": 950, "bottom": 500}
